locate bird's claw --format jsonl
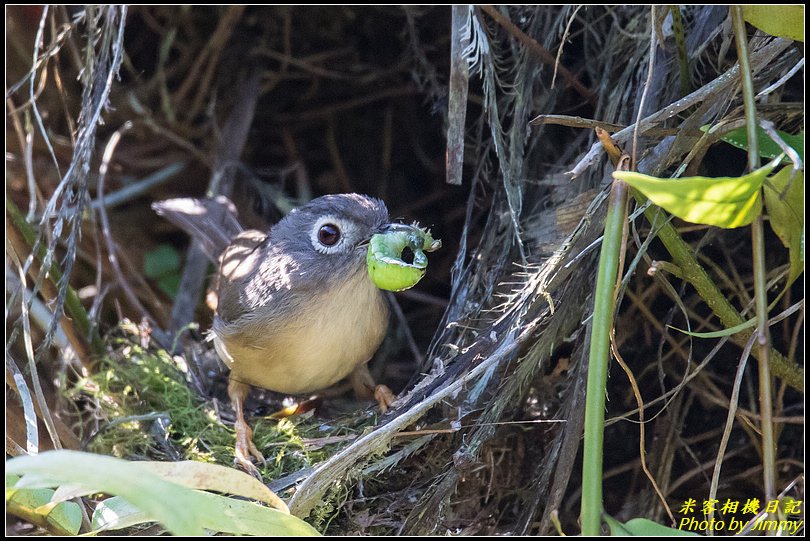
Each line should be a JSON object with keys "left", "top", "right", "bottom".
{"left": 234, "top": 418, "right": 265, "bottom": 479}
{"left": 374, "top": 384, "right": 396, "bottom": 413}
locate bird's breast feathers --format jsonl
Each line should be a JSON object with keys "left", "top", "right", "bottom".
{"left": 212, "top": 267, "right": 389, "bottom": 394}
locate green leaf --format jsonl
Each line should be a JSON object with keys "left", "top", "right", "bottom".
{"left": 668, "top": 316, "right": 756, "bottom": 338}
{"left": 137, "top": 460, "right": 289, "bottom": 512}
{"left": 185, "top": 489, "right": 320, "bottom": 536}
{"left": 6, "top": 475, "right": 82, "bottom": 535}
{"left": 91, "top": 496, "right": 157, "bottom": 532}
{"left": 613, "top": 159, "right": 780, "bottom": 228}
{"left": 91, "top": 491, "right": 320, "bottom": 536}
{"left": 6, "top": 450, "right": 318, "bottom": 536}
{"left": 763, "top": 168, "right": 804, "bottom": 285}
{"left": 8, "top": 451, "right": 204, "bottom": 536}
{"left": 743, "top": 5, "right": 804, "bottom": 42}
{"left": 157, "top": 273, "right": 181, "bottom": 298}
{"left": 704, "top": 125, "right": 804, "bottom": 164}
{"left": 6, "top": 451, "right": 320, "bottom": 536}
{"left": 144, "top": 244, "right": 182, "bottom": 297}
{"left": 604, "top": 514, "right": 632, "bottom": 535}
{"left": 605, "top": 515, "right": 700, "bottom": 536}
{"left": 36, "top": 499, "right": 83, "bottom": 536}
{"left": 144, "top": 244, "right": 181, "bottom": 278}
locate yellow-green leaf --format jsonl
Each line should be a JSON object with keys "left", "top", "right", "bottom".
{"left": 743, "top": 6, "right": 804, "bottom": 42}
{"left": 613, "top": 159, "right": 779, "bottom": 228}
{"left": 138, "top": 460, "right": 289, "bottom": 513}
{"left": 763, "top": 167, "right": 804, "bottom": 284}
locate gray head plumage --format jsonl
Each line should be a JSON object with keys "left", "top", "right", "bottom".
{"left": 218, "top": 194, "right": 389, "bottom": 323}
{"left": 270, "top": 193, "right": 389, "bottom": 262}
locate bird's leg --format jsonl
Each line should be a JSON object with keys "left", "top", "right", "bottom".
{"left": 350, "top": 363, "right": 396, "bottom": 412}
{"left": 227, "top": 378, "right": 265, "bottom": 478}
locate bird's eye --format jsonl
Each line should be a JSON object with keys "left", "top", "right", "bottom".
{"left": 317, "top": 223, "right": 341, "bottom": 246}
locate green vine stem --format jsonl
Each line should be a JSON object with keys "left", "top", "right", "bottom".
{"left": 731, "top": 5, "right": 777, "bottom": 505}
{"left": 581, "top": 168, "right": 630, "bottom": 535}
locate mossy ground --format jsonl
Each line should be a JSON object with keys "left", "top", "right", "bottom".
{"left": 65, "top": 322, "right": 345, "bottom": 486}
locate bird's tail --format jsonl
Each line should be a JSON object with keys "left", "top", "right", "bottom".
{"left": 152, "top": 196, "right": 243, "bottom": 262}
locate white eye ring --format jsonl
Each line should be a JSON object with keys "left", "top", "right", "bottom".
{"left": 310, "top": 215, "right": 358, "bottom": 254}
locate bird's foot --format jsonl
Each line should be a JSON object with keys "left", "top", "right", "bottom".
{"left": 350, "top": 363, "right": 396, "bottom": 412}
{"left": 234, "top": 418, "right": 265, "bottom": 479}
{"left": 374, "top": 384, "right": 396, "bottom": 413}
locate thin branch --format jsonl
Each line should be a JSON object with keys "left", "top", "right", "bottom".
{"left": 97, "top": 122, "right": 154, "bottom": 323}
{"left": 479, "top": 5, "right": 597, "bottom": 105}
{"left": 706, "top": 332, "right": 756, "bottom": 534}
{"left": 631, "top": 6, "right": 658, "bottom": 169}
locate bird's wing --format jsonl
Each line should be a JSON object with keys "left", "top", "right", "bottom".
{"left": 152, "top": 196, "right": 244, "bottom": 261}
{"left": 215, "top": 229, "right": 272, "bottom": 322}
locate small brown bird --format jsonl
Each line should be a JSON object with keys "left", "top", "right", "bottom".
{"left": 154, "top": 194, "right": 422, "bottom": 475}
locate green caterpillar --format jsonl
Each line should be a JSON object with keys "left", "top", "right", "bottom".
{"left": 367, "top": 224, "right": 441, "bottom": 292}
